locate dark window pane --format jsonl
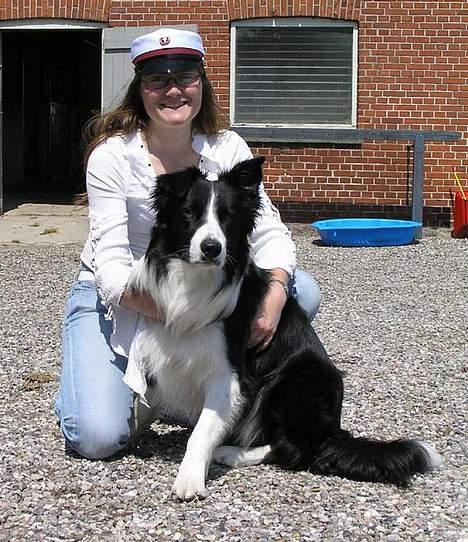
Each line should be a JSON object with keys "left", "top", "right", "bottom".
{"left": 234, "top": 26, "right": 354, "bottom": 125}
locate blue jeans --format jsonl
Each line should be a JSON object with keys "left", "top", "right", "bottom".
{"left": 55, "top": 270, "right": 321, "bottom": 459}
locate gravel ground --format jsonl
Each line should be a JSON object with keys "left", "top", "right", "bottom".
{"left": 0, "top": 228, "right": 466, "bottom": 541}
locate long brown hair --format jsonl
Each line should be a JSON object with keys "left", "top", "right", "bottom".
{"left": 83, "top": 65, "right": 224, "bottom": 165}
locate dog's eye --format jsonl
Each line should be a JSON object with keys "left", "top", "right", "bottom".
{"left": 216, "top": 204, "right": 229, "bottom": 222}
{"left": 182, "top": 209, "right": 194, "bottom": 220}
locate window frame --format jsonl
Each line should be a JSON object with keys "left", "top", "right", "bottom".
{"left": 229, "top": 18, "right": 358, "bottom": 130}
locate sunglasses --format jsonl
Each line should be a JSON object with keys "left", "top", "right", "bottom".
{"left": 141, "top": 71, "right": 201, "bottom": 91}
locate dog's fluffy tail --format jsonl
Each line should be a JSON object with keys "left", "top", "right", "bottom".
{"left": 308, "top": 431, "right": 442, "bottom": 486}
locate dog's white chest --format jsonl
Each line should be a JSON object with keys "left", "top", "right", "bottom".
{"left": 137, "top": 321, "right": 230, "bottom": 423}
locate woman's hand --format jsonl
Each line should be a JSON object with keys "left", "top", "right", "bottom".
{"left": 119, "top": 289, "right": 162, "bottom": 320}
{"left": 248, "top": 271, "right": 289, "bottom": 351}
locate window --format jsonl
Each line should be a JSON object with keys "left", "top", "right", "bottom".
{"left": 230, "top": 19, "right": 357, "bottom": 129}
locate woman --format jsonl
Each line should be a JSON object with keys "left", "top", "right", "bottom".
{"left": 55, "top": 28, "right": 321, "bottom": 459}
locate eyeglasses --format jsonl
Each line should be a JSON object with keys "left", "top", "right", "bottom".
{"left": 141, "top": 71, "right": 201, "bottom": 91}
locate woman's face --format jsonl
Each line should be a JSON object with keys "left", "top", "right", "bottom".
{"left": 140, "top": 69, "right": 203, "bottom": 130}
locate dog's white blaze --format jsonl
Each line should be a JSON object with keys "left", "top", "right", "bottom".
{"left": 189, "top": 188, "right": 226, "bottom": 265}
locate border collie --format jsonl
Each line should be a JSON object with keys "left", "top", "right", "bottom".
{"left": 128, "top": 157, "right": 441, "bottom": 500}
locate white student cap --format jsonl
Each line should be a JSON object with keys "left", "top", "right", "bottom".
{"left": 131, "top": 28, "right": 205, "bottom": 74}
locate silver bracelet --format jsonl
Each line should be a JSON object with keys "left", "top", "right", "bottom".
{"left": 270, "top": 278, "right": 289, "bottom": 297}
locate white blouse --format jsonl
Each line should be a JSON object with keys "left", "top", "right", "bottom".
{"left": 80, "top": 129, "right": 296, "bottom": 360}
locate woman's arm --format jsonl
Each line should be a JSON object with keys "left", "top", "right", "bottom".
{"left": 248, "top": 268, "right": 289, "bottom": 350}
{"left": 119, "top": 289, "right": 161, "bottom": 319}
{"left": 87, "top": 139, "right": 161, "bottom": 318}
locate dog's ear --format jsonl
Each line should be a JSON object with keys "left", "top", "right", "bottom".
{"left": 156, "top": 166, "right": 201, "bottom": 199}
{"left": 223, "top": 156, "right": 265, "bottom": 189}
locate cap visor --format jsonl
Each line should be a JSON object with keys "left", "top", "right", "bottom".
{"left": 138, "top": 56, "right": 202, "bottom": 75}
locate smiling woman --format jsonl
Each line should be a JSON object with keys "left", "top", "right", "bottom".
{"left": 135, "top": 34, "right": 204, "bottom": 136}
{"left": 55, "top": 27, "right": 321, "bottom": 463}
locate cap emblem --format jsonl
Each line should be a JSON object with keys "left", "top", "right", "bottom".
{"left": 159, "top": 36, "right": 170, "bottom": 46}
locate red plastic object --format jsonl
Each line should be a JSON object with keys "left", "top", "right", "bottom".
{"left": 451, "top": 191, "right": 468, "bottom": 238}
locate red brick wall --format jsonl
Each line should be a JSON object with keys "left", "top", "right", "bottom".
{"left": 0, "top": 0, "right": 111, "bottom": 21}
{"left": 2, "top": 0, "right": 466, "bottom": 225}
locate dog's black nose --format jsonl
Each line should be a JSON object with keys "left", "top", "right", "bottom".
{"left": 200, "top": 239, "right": 222, "bottom": 259}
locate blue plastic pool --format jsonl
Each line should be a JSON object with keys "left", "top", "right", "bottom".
{"left": 310, "top": 218, "right": 422, "bottom": 247}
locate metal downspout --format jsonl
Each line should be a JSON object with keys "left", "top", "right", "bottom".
{"left": 412, "top": 135, "right": 426, "bottom": 238}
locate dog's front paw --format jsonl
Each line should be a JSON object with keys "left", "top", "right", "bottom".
{"left": 172, "top": 462, "right": 207, "bottom": 501}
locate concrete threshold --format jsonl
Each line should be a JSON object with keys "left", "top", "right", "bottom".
{"left": 0, "top": 203, "right": 88, "bottom": 246}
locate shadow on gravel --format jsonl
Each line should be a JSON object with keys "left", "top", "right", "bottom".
{"left": 129, "top": 424, "right": 231, "bottom": 483}
{"left": 129, "top": 424, "right": 189, "bottom": 461}
{"left": 63, "top": 423, "right": 190, "bottom": 464}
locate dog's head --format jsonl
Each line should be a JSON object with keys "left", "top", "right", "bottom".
{"left": 149, "top": 157, "right": 265, "bottom": 271}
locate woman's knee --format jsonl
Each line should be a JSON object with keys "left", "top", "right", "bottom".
{"left": 58, "top": 411, "right": 131, "bottom": 460}
{"left": 57, "top": 281, "right": 134, "bottom": 459}
{"left": 293, "top": 269, "right": 321, "bottom": 321}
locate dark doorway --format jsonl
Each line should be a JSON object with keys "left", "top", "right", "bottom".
{"left": 2, "top": 29, "right": 101, "bottom": 209}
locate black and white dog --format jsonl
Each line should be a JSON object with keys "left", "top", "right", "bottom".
{"left": 128, "top": 157, "right": 441, "bottom": 500}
